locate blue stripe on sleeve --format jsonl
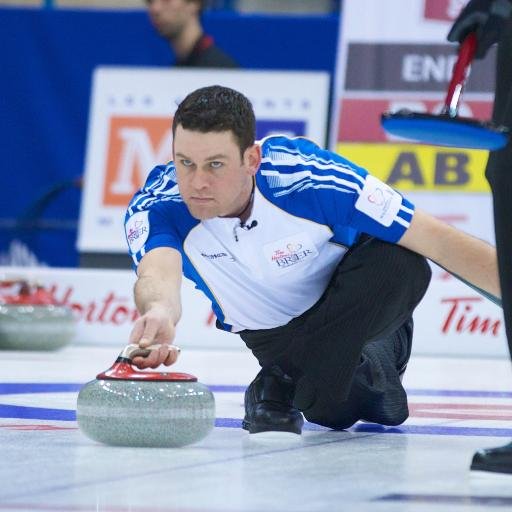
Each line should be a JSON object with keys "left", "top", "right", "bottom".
{"left": 257, "top": 136, "right": 414, "bottom": 246}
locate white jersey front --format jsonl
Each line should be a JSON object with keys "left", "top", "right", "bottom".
{"left": 125, "top": 136, "right": 415, "bottom": 332}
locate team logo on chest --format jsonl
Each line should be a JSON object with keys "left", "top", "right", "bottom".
{"left": 263, "top": 233, "right": 319, "bottom": 272}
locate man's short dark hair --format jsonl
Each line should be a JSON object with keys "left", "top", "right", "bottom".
{"left": 172, "top": 85, "right": 256, "bottom": 156}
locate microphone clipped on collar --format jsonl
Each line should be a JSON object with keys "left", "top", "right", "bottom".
{"left": 233, "top": 220, "right": 258, "bottom": 242}
{"left": 242, "top": 220, "right": 258, "bottom": 231}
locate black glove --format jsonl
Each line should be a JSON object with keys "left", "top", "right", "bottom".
{"left": 447, "top": 0, "right": 512, "bottom": 58}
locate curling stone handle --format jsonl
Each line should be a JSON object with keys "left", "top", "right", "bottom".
{"left": 119, "top": 344, "right": 152, "bottom": 361}
{"left": 97, "top": 343, "right": 186, "bottom": 381}
{"left": 443, "top": 32, "right": 477, "bottom": 117}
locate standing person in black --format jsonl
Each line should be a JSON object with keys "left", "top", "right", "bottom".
{"left": 146, "top": 0, "right": 238, "bottom": 68}
{"left": 448, "top": 0, "right": 512, "bottom": 475}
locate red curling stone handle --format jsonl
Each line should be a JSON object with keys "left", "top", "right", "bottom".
{"left": 96, "top": 344, "right": 196, "bottom": 382}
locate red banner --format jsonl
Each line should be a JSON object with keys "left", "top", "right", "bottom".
{"left": 423, "top": 0, "right": 466, "bottom": 22}
{"left": 338, "top": 98, "right": 493, "bottom": 142}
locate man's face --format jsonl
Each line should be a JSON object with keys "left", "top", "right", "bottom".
{"left": 146, "top": 0, "right": 197, "bottom": 39}
{"left": 173, "top": 126, "right": 260, "bottom": 220}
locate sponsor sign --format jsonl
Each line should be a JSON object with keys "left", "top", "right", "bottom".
{"left": 0, "top": 266, "right": 237, "bottom": 349}
{"left": 0, "top": 266, "right": 505, "bottom": 358}
{"left": 344, "top": 43, "right": 494, "bottom": 94}
{"left": 408, "top": 192, "right": 495, "bottom": 245}
{"left": 413, "top": 273, "right": 506, "bottom": 358}
{"left": 424, "top": 0, "right": 467, "bottom": 22}
{"left": 331, "top": 0, "right": 496, "bottom": 264}
{"left": 103, "top": 116, "right": 173, "bottom": 207}
{"left": 338, "top": 143, "right": 490, "bottom": 192}
{"left": 78, "top": 67, "right": 329, "bottom": 254}
{"left": 338, "top": 98, "right": 492, "bottom": 142}
{"left": 331, "top": 0, "right": 493, "bottom": 146}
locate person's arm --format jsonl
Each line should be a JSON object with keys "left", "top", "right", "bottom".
{"left": 397, "top": 208, "right": 500, "bottom": 298}
{"left": 129, "top": 246, "right": 183, "bottom": 369}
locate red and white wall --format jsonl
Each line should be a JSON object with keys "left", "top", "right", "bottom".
{"left": 0, "top": 265, "right": 506, "bottom": 359}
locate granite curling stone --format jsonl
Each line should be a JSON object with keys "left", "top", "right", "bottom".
{"left": 0, "top": 280, "right": 75, "bottom": 351}
{"left": 77, "top": 344, "right": 216, "bottom": 447}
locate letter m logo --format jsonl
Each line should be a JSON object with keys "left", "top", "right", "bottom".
{"left": 103, "top": 116, "right": 172, "bottom": 206}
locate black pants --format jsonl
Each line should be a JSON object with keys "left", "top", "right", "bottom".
{"left": 486, "top": 17, "right": 512, "bottom": 353}
{"left": 240, "top": 238, "right": 431, "bottom": 429}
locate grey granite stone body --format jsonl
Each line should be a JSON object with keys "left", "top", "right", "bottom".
{"left": 0, "top": 305, "right": 75, "bottom": 350}
{"left": 77, "top": 379, "right": 216, "bottom": 447}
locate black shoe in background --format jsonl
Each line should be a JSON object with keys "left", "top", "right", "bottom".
{"left": 242, "top": 365, "right": 304, "bottom": 435}
{"left": 471, "top": 441, "right": 512, "bottom": 475}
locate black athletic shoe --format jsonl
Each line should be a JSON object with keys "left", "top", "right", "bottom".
{"left": 396, "top": 318, "right": 413, "bottom": 382}
{"left": 242, "top": 365, "right": 304, "bottom": 435}
{"left": 471, "top": 441, "right": 512, "bottom": 475}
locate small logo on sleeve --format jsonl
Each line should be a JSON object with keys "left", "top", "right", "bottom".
{"left": 368, "top": 189, "right": 385, "bottom": 205}
{"left": 355, "top": 175, "right": 401, "bottom": 227}
{"left": 125, "top": 211, "right": 149, "bottom": 254}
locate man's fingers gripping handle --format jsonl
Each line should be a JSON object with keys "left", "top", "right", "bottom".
{"left": 130, "top": 315, "right": 171, "bottom": 348}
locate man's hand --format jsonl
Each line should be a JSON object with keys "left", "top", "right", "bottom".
{"left": 448, "top": 0, "right": 512, "bottom": 58}
{"left": 128, "top": 305, "right": 180, "bottom": 369}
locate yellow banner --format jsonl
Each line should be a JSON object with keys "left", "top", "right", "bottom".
{"left": 336, "top": 143, "right": 490, "bottom": 192}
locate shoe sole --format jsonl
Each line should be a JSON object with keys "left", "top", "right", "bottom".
{"left": 242, "top": 419, "right": 302, "bottom": 436}
{"left": 245, "top": 430, "right": 303, "bottom": 443}
{"left": 470, "top": 468, "right": 512, "bottom": 479}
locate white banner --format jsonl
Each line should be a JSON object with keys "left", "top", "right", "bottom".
{"left": 78, "top": 67, "right": 330, "bottom": 254}
{"left": 0, "top": 266, "right": 507, "bottom": 359}
{"left": 0, "top": 266, "right": 236, "bottom": 350}
{"left": 329, "top": 0, "right": 499, "bottom": 318}
{"left": 410, "top": 192, "right": 495, "bottom": 244}
{"left": 330, "top": 0, "right": 490, "bottom": 148}
{"left": 414, "top": 270, "right": 506, "bottom": 358}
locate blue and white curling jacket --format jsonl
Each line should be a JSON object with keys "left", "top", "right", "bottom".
{"left": 125, "top": 136, "right": 415, "bottom": 332}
